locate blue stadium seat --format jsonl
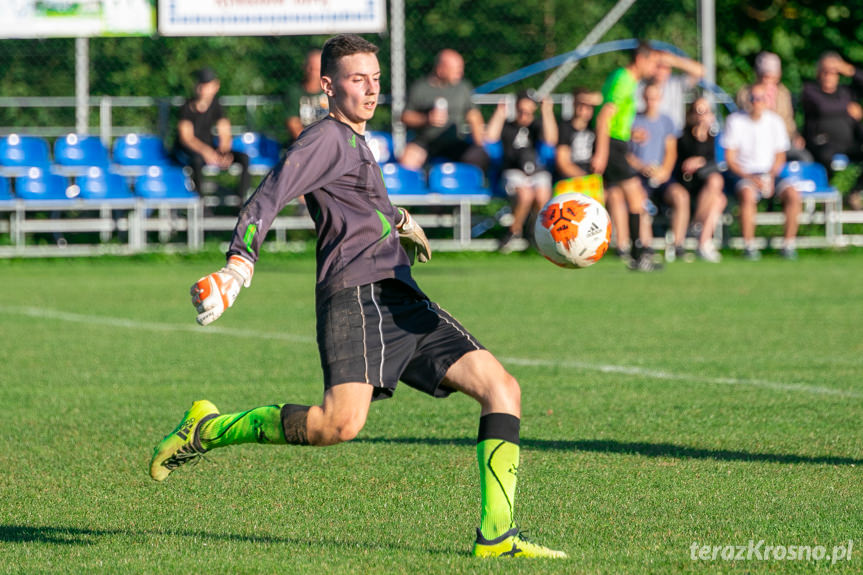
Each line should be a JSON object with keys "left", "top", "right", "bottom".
{"left": 0, "top": 134, "right": 51, "bottom": 177}
{"left": 231, "top": 132, "right": 280, "bottom": 175}
{"left": 0, "top": 176, "right": 12, "bottom": 201}
{"left": 112, "top": 133, "right": 170, "bottom": 176}
{"left": 76, "top": 167, "right": 134, "bottom": 200}
{"left": 382, "top": 163, "right": 427, "bottom": 195}
{"left": 53, "top": 134, "right": 110, "bottom": 176}
{"left": 365, "top": 131, "right": 394, "bottom": 164}
{"left": 778, "top": 161, "right": 840, "bottom": 198}
{"left": 428, "top": 162, "right": 490, "bottom": 196}
{"left": 134, "top": 166, "right": 196, "bottom": 199}
{"left": 15, "top": 168, "right": 72, "bottom": 201}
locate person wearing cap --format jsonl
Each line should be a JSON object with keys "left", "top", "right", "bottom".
{"left": 736, "top": 52, "right": 810, "bottom": 162}
{"left": 174, "top": 67, "right": 251, "bottom": 207}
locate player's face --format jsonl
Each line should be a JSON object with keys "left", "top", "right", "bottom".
{"left": 322, "top": 52, "right": 381, "bottom": 132}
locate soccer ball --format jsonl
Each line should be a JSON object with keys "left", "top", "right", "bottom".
{"left": 534, "top": 192, "right": 612, "bottom": 268}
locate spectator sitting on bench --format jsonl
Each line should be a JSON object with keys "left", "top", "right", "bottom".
{"left": 400, "top": 49, "right": 489, "bottom": 171}
{"left": 485, "top": 92, "right": 558, "bottom": 253}
{"left": 174, "top": 67, "right": 250, "bottom": 205}
{"left": 737, "top": 52, "right": 810, "bottom": 163}
{"left": 722, "top": 84, "right": 801, "bottom": 261}
{"left": 555, "top": 87, "right": 601, "bottom": 180}
{"left": 667, "top": 97, "right": 726, "bottom": 263}
{"left": 628, "top": 81, "right": 686, "bottom": 259}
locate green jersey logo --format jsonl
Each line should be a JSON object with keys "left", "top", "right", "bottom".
{"left": 243, "top": 220, "right": 261, "bottom": 253}
{"left": 348, "top": 133, "right": 357, "bottom": 148}
{"left": 376, "top": 209, "right": 391, "bottom": 242}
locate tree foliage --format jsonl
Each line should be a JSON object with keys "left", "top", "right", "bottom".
{"left": 0, "top": 0, "right": 860, "bottom": 134}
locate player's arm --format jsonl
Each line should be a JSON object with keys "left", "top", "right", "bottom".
{"left": 190, "top": 124, "right": 345, "bottom": 325}
{"left": 591, "top": 102, "right": 615, "bottom": 174}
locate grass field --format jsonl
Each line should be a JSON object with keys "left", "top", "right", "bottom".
{"left": 1, "top": 248, "right": 862, "bottom": 574}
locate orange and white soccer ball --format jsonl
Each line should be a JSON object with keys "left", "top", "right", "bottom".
{"left": 534, "top": 192, "right": 612, "bottom": 268}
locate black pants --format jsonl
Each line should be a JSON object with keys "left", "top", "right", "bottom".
{"left": 175, "top": 148, "right": 251, "bottom": 198}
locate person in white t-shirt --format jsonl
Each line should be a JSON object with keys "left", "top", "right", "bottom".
{"left": 722, "top": 84, "right": 801, "bottom": 260}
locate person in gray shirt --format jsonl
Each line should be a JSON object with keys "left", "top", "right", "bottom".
{"left": 149, "top": 33, "right": 565, "bottom": 560}
{"left": 400, "top": 49, "right": 489, "bottom": 170}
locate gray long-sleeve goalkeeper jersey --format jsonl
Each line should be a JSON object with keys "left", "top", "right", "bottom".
{"left": 227, "top": 116, "right": 422, "bottom": 302}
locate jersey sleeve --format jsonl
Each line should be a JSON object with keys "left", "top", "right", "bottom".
{"left": 227, "top": 121, "right": 350, "bottom": 262}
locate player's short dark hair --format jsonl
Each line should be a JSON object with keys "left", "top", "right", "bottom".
{"left": 630, "top": 39, "right": 654, "bottom": 63}
{"left": 321, "top": 34, "right": 379, "bottom": 77}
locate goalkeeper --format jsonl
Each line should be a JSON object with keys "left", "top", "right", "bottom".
{"left": 149, "top": 34, "right": 565, "bottom": 560}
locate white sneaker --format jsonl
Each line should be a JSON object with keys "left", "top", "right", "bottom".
{"left": 696, "top": 243, "right": 722, "bottom": 263}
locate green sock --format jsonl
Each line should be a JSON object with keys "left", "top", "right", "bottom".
{"left": 200, "top": 405, "right": 287, "bottom": 449}
{"left": 477, "top": 413, "right": 521, "bottom": 540}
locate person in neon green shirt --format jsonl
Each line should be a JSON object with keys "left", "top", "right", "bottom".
{"left": 592, "top": 41, "right": 660, "bottom": 271}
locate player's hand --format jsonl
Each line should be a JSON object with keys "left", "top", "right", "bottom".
{"left": 190, "top": 255, "right": 254, "bottom": 326}
{"left": 397, "top": 208, "right": 431, "bottom": 264}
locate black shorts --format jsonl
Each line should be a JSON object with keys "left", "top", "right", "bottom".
{"left": 316, "top": 279, "right": 485, "bottom": 400}
{"left": 604, "top": 138, "right": 638, "bottom": 187}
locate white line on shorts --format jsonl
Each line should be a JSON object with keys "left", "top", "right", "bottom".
{"left": 1, "top": 304, "right": 857, "bottom": 398}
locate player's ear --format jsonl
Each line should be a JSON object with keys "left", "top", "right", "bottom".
{"left": 321, "top": 75, "right": 335, "bottom": 97}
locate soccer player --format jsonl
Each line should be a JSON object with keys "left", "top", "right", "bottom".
{"left": 149, "top": 34, "right": 566, "bottom": 560}
{"left": 592, "top": 40, "right": 660, "bottom": 271}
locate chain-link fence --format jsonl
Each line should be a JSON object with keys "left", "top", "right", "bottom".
{"left": 0, "top": 0, "right": 703, "bottom": 146}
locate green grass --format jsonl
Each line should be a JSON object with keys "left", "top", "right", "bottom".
{"left": 1, "top": 249, "right": 862, "bottom": 574}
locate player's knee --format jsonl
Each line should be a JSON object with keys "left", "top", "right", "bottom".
{"left": 331, "top": 412, "right": 367, "bottom": 443}
{"left": 492, "top": 371, "right": 521, "bottom": 412}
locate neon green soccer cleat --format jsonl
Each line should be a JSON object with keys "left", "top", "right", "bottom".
{"left": 472, "top": 527, "right": 568, "bottom": 559}
{"left": 149, "top": 400, "right": 220, "bottom": 482}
